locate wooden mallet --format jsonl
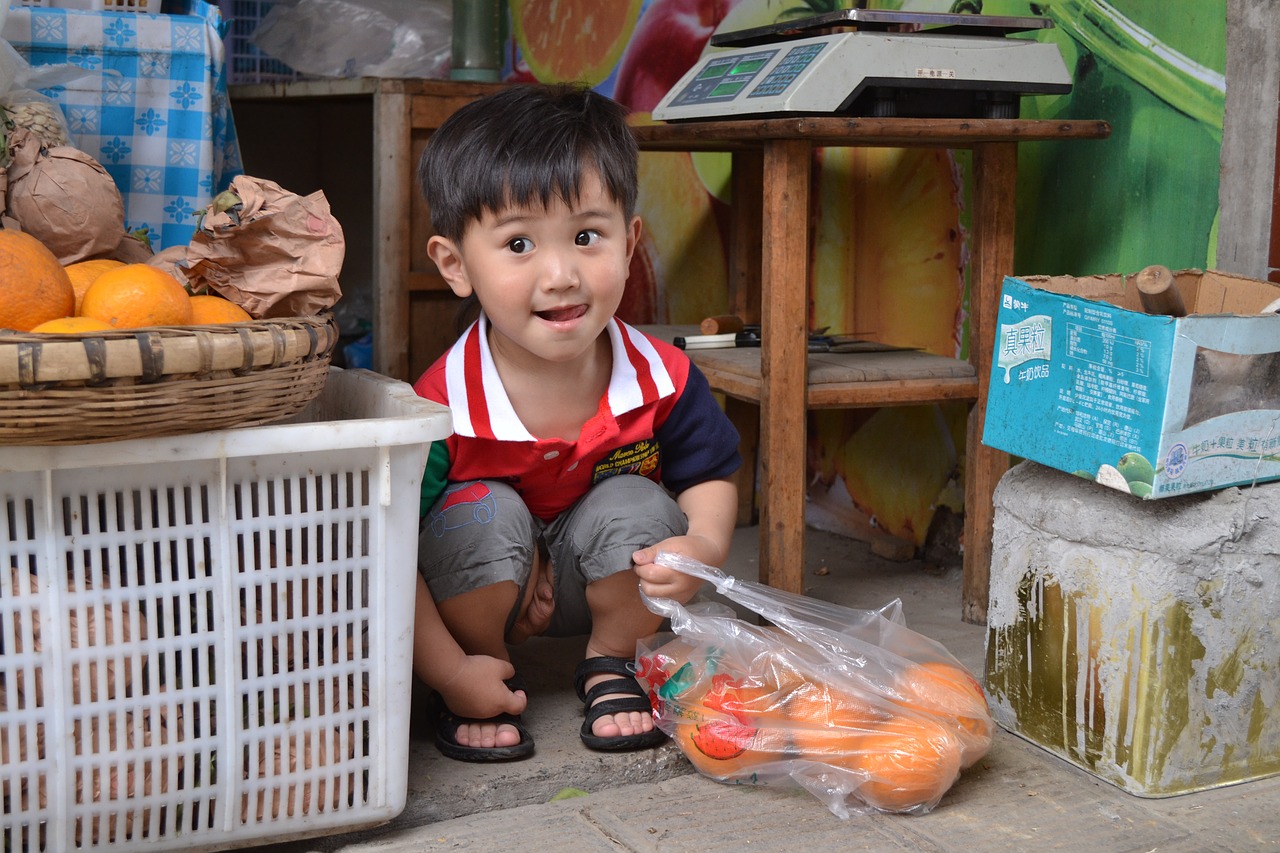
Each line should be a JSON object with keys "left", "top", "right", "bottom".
{"left": 1135, "top": 264, "right": 1186, "bottom": 317}
{"left": 699, "top": 314, "right": 745, "bottom": 335}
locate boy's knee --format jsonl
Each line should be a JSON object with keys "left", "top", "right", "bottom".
{"left": 577, "top": 475, "right": 684, "bottom": 534}
{"left": 419, "top": 480, "right": 539, "bottom": 599}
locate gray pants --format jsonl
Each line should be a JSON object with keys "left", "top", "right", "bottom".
{"left": 418, "top": 475, "right": 688, "bottom": 636}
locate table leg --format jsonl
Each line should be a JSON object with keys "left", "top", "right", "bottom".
{"left": 758, "top": 140, "right": 812, "bottom": 594}
{"left": 372, "top": 91, "right": 413, "bottom": 381}
{"left": 963, "top": 142, "right": 1016, "bottom": 624}
{"left": 729, "top": 149, "right": 763, "bottom": 324}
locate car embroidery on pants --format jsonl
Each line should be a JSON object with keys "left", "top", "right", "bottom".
{"left": 430, "top": 482, "right": 498, "bottom": 537}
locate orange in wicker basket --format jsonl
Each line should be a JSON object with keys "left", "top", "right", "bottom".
{"left": 80, "top": 264, "right": 193, "bottom": 329}
{"left": 30, "top": 316, "right": 114, "bottom": 334}
{"left": 189, "top": 294, "right": 254, "bottom": 324}
{"left": 65, "top": 258, "right": 125, "bottom": 314}
{"left": 0, "top": 230, "right": 75, "bottom": 332}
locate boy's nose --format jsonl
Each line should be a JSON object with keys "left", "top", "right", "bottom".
{"left": 540, "top": 249, "right": 579, "bottom": 290}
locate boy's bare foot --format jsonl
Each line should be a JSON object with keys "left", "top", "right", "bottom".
{"left": 449, "top": 718, "right": 527, "bottom": 749}
{"left": 429, "top": 677, "right": 535, "bottom": 762}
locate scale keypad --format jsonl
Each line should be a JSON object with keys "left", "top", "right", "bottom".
{"left": 748, "top": 42, "right": 827, "bottom": 98}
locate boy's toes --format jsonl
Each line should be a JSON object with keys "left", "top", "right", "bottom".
{"left": 425, "top": 691, "right": 535, "bottom": 762}
{"left": 456, "top": 721, "right": 525, "bottom": 749}
{"left": 591, "top": 708, "right": 654, "bottom": 739}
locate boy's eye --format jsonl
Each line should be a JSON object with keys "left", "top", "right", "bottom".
{"left": 506, "top": 236, "right": 533, "bottom": 254}
{"left": 575, "top": 230, "right": 601, "bottom": 247}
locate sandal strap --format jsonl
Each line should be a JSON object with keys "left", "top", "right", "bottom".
{"left": 581, "top": 675, "right": 646, "bottom": 707}
{"left": 573, "top": 654, "right": 639, "bottom": 702}
{"left": 584, "top": 694, "right": 653, "bottom": 725}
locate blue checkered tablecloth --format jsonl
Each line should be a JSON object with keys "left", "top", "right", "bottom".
{"left": 2, "top": 3, "right": 244, "bottom": 251}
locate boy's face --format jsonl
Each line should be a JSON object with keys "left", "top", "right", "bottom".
{"left": 428, "top": 170, "right": 640, "bottom": 367}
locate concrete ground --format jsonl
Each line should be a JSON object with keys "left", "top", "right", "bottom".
{"left": 251, "top": 525, "right": 1280, "bottom": 853}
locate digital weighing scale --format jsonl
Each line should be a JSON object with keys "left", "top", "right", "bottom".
{"left": 651, "top": 9, "right": 1072, "bottom": 122}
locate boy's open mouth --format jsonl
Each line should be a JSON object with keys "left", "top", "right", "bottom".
{"left": 536, "top": 305, "right": 588, "bottom": 322}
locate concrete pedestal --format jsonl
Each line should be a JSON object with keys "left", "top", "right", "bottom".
{"left": 984, "top": 461, "right": 1280, "bottom": 796}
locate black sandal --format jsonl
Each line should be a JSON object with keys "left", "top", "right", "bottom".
{"left": 425, "top": 677, "right": 535, "bottom": 762}
{"left": 574, "top": 655, "right": 668, "bottom": 752}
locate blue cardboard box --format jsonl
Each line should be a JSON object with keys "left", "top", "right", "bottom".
{"left": 983, "top": 271, "right": 1280, "bottom": 498}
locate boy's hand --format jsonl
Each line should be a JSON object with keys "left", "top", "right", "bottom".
{"left": 631, "top": 535, "right": 718, "bottom": 602}
{"left": 631, "top": 478, "right": 737, "bottom": 601}
{"left": 438, "top": 655, "right": 528, "bottom": 720}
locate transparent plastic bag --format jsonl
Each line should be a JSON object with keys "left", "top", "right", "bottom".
{"left": 252, "top": 0, "right": 451, "bottom": 79}
{"left": 637, "top": 553, "right": 993, "bottom": 818}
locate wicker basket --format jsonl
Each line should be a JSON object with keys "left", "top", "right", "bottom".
{"left": 0, "top": 314, "right": 338, "bottom": 444}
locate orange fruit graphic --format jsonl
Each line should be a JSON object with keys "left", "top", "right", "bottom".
{"left": 851, "top": 717, "right": 963, "bottom": 813}
{"left": 30, "top": 316, "right": 114, "bottom": 334}
{"left": 80, "top": 264, "right": 193, "bottom": 329}
{"left": 64, "top": 258, "right": 125, "bottom": 315}
{"left": 0, "top": 230, "right": 75, "bottom": 332}
{"left": 189, "top": 294, "right": 253, "bottom": 324}
{"left": 510, "top": 0, "right": 642, "bottom": 85}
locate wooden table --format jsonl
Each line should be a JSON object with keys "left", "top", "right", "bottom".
{"left": 633, "top": 117, "right": 1110, "bottom": 623}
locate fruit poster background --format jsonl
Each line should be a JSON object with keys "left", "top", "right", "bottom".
{"left": 504, "top": 0, "right": 1226, "bottom": 559}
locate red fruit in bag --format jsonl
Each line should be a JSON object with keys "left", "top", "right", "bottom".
{"left": 690, "top": 718, "right": 753, "bottom": 760}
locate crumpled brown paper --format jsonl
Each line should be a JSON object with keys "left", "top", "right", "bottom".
{"left": 155, "top": 175, "right": 344, "bottom": 319}
{"left": 4, "top": 127, "right": 125, "bottom": 263}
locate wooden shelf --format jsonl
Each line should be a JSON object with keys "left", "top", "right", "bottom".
{"left": 642, "top": 325, "right": 977, "bottom": 408}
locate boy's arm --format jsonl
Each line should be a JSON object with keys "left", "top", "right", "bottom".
{"left": 631, "top": 477, "right": 737, "bottom": 601}
{"left": 420, "top": 440, "right": 451, "bottom": 517}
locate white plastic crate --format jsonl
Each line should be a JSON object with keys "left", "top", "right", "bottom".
{"left": 0, "top": 368, "right": 450, "bottom": 851}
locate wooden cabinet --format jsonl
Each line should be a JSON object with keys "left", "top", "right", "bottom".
{"left": 230, "top": 78, "right": 504, "bottom": 381}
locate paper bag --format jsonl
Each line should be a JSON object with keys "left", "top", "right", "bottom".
{"left": 165, "top": 175, "right": 344, "bottom": 319}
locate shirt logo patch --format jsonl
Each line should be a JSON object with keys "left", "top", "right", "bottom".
{"left": 592, "top": 440, "right": 661, "bottom": 484}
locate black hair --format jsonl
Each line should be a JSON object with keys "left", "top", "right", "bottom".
{"left": 417, "top": 83, "right": 639, "bottom": 243}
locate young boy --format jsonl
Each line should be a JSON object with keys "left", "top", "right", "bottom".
{"left": 413, "top": 83, "right": 740, "bottom": 761}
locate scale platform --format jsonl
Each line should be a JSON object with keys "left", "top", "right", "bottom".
{"left": 652, "top": 9, "right": 1072, "bottom": 122}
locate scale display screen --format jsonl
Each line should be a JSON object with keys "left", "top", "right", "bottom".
{"left": 669, "top": 49, "right": 778, "bottom": 107}
{"left": 667, "top": 42, "right": 830, "bottom": 109}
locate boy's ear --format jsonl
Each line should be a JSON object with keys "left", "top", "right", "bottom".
{"left": 624, "top": 215, "right": 642, "bottom": 264}
{"left": 427, "top": 235, "right": 472, "bottom": 298}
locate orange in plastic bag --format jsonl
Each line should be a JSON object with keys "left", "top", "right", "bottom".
{"left": 847, "top": 718, "right": 964, "bottom": 813}
{"left": 892, "top": 661, "right": 994, "bottom": 769}
{"left": 669, "top": 673, "right": 792, "bottom": 783}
